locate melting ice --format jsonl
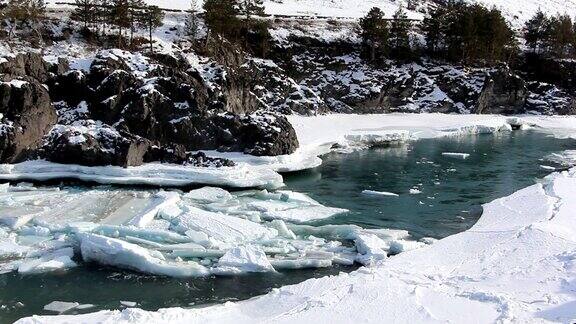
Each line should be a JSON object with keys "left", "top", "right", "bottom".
{"left": 0, "top": 183, "right": 429, "bottom": 277}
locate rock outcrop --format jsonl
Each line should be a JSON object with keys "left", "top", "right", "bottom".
{"left": 0, "top": 79, "right": 57, "bottom": 163}
{"left": 475, "top": 65, "right": 528, "bottom": 114}
{"left": 0, "top": 48, "right": 300, "bottom": 167}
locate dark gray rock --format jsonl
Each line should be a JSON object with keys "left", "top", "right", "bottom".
{"left": 0, "top": 79, "right": 57, "bottom": 163}
{"left": 475, "top": 65, "right": 528, "bottom": 115}
{"left": 42, "top": 125, "right": 151, "bottom": 167}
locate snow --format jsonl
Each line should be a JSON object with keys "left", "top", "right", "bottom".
{"left": 50, "top": 0, "right": 424, "bottom": 19}
{"left": 441, "top": 152, "right": 470, "bottom": 159}
{"left": 2, "top": 80, "right": 28, "bottom": 88}
{"left": 361, "top": 190, "right": 399, "bottom": 197}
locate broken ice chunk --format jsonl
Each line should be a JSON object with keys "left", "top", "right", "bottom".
{"left": 125, "top": 191, "right": 181, "bottom": 228}
{"left": 183, "top": 187, "right": 233, "bottom": 204}
{"left": 409, "top": 188, "right": 422, "bottom": 194}
{"left": 94, "top": 225, "right": 192, "bottom": 244}
{"left": 361, "top": 190, "right": 399, "bottom": 197}
{"left": 0, "top": 239, "right": 30, "bottom": 258}
{"left": 120, "top": 301, "right": 137, "bottom": 307}
{"left": 171, "top": 206, "right": 277, "bottom": 248}
{"left": 213, "top": 245, "right": 275, "bottom": 275}
{"left": 354, "top": 233, "right": 389, "bottom": 266}
{"left": 17, "top": 247, "right": 77, "bottom": 274}
{"left": 262, "top": 205, "right": 348, "bottom": 223}
{"left": 43, "top": 301, "right": 80, "bottom": 314}
{"left": 388, "top": 240, "right": 426, "bottom": 254}
{"left": 79, "top": 233, "right": 210, "bottom": 277}
{"left": 0, "top": 213, "right": 35, "bottom": 229}
{"left": 441, "top": 152, "right": 470, "bottom": 159}
{"left": 268, "top": 220, "right": 297, "bottom": 239}
{"left": 269, "top": 258, "right": 332, "bottom": 269}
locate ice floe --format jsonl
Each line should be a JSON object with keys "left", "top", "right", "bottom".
{"left": 43, "top": 301, "right": 81, "bottom": 314}
{"left": 0, "top": 160, "right": 283, "bottom": 189}
{"left": 441, "top": 152, "right": 470, "bottom": 159}
{"left": 361, "top": 190, "right": 399, "bottom": 197}
{"left": 0, "top": 183, "right": 422, "bottom": 280}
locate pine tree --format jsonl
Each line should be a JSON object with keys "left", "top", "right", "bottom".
{"left": 203, "top": 0, "right": 240, "bottom": 38}
{"left": 485, "top": 6, "right": 517, "bottom": 63}
{"left": 421, "top": 5, "right": 447, "bottom": 54}
{"left": 139, "top": 5, "right": 164, "bottom": 52}
{"left": 551, "top": 15, "right": 574, "bottom": 57}
{"left": 94, "top": 0, "right": 112, "bottom": 36}
{"left": 390, "top": 7, "right": 412, "bottom": 58}
{"left": 359, "top": 7, "right": 389, "bottom": 61}
{"left": 70, "top": 0, "right": 97, "bottom": 29}
{"left": 110, "top": 0, "right": 130, "bottom": 44}
{"left": 524, "top": 10, "right": 548, "bottom": 53}
{"left": 6, "top": 0, "right": 45, "bottom": 39}
{"left": 127, "top": 0, "right": 145, "bottom": 43}
{"left": 185, "top": 0, "right": 200, "bottom": 41}
{"left": 237, "top": 0, "right": 264, "bottom": 22}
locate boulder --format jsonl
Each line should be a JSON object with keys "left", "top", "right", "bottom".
{"left": 475, "top": 65, "right": 528, "bottom": 114}
{"left": 47, "top": 70, "right": 89, "bottom": 107}
{"left": 0, "top": 53, "right": 50, "bottom": 83}
{"left": 0, "top": 79, "right": 57, "bottom": 162}
{"left": 42, "top": 124, "right": 151, "bottom": 167}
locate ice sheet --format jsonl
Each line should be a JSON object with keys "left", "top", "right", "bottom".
{"left": 0, "top": 160, "right": 284, "bottom": 189}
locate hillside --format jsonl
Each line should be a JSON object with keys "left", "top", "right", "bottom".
{"left": 49, "top": 0, "right": 576, "bottom": 26}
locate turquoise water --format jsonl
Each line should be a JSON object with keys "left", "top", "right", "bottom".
{"left": 0, "top": 130, "right": 574, "bottom": 323}
{"left": 285, "top": 130, "right": 574, "bottom": 239}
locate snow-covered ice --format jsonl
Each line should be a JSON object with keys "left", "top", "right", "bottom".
{"left": 0, "top": 160, "right": 284, "bottom": 189}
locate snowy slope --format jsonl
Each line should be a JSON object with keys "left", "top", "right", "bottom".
{"left": 48, "top": 0, "right": 424, "bottom": 19}
{"left": 48, "top": 0, "right": 576, "bottom": 24}
{"left": 468, "top": 0, "right": 576, "bottom": 27}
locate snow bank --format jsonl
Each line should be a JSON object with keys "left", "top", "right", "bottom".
{"left": 26, "top": 167, "right": 576, "bottom": 323}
